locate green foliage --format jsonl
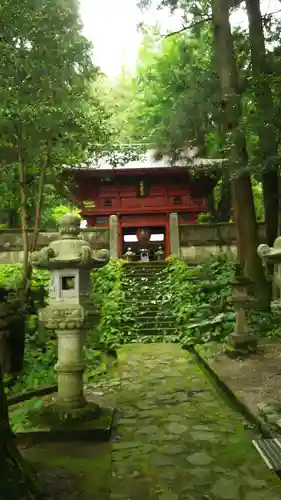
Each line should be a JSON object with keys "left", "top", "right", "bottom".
{"left": 197, "top": 212, "right": 213, "bottom": 223}
{"left": 91, "top": 259, "right": 126, "bottom": 349}
{"left": 0, "top": 264, "right": 49, "bottom": 290}
{"left": 160, "top": 255, "right": 236, "bottom": 346}
{"left": 252, "top": 178, "right": 264, "bottom": 221}
{"left": 249, "top": 311, "right": 280, "bottom": 339}
{"left": 2, "top": 254, "right": 280, "bottom": 398}
{"left": 0, "top": 0, "right": 111, "bottom": 233}
{"left": 109, "top": 27, "right": 219, "bottom": 155}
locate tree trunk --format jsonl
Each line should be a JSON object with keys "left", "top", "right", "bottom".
{"left": 245, "top": 0, "right": 279, "bottom": 246}
{"left": 18, "top": 141, "right": 51, "bottom": 298}
{"left": 31, "top": 142, "right": 51, "bottom": 253}
{"left": 18, "top": 152, "right": 29, "bottom": 297}
{"left": 206, "top": 192, "right": 216, "bottom": 220}
{"left": 216, "top": 173, "right": 231, "bottom": 222}
{"left": 211, "top": 0, "right": 270, "bottom": 309}
{"left": 0, "top": 367, "right": 41, "bottom": 499}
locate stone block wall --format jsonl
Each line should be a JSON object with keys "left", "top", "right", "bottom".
{"left": 179, "top": 222, "right": 266, "bottom": 263}
{"left": 0, "top": 223, "right": 266, "bottom": 264}
{"left": 0, "top": 229, "right": 109, "bottom": 264}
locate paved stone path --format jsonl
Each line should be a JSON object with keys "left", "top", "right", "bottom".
{"left": 110, "top": 343, "right": 281, "bottom": 500}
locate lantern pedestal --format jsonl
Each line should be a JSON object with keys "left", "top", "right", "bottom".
{"left": 225, "top": 265, "right": 257, "bottom": 358}
{"left": 9, "top": 394, "right": 113, "bottom": 441}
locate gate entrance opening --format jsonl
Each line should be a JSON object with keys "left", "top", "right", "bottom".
{"left": 122, "top": 226, "right": 166, "bottom": 261}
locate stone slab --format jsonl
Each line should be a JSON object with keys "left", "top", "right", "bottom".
{"left": 9, "top": 393, "right": 115, "bottom": 445}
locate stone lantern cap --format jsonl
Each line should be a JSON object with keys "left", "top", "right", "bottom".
{"left": 257, "top": 238, "right": 281, "bottom": 263}
{"left": 30, "top": 213, "right": 109, "bottom": 270}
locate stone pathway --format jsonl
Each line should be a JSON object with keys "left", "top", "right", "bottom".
{"left": 111, "top": 343, "right": 281, "bottom": 500}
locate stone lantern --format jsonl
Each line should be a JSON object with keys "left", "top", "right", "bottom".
{"left": 227, "top": 263, "right": 257, "bottom": 356}
{"left": 124, "top": 247, "right": 135, "bottom": 262}
{"left": 258, "top": 239, "right": 281, "bottom": 314}
{"left": 156, "top": 245, "right": 164, "bottom": 261}
{"left": 30, "top": 213, "right": 109, "bottom": 411}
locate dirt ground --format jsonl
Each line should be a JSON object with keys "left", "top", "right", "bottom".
{"left": 198, "top": 341, "right": 281, "bottom": 427}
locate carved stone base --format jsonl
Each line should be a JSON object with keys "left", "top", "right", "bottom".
{"left": 35, "top": 399, "right": 100, "bottom": 427}
{"left": 225, "top": 332, "right": 257, "bottom": 358}
{"left": 11, "top": 394, "right": 114, "bottom": 443}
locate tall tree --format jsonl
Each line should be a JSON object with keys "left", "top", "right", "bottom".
{"left": 138, "top": 0, "right": 271, "bottom": 306}
{"left": 211, "top": 0, "right": 270, "bottom": 307}
{"left": 245, "top": 0, "right": 279, "bottom": 246}
{"left": 0, "top": 0, "right": 110, "bottom": 292}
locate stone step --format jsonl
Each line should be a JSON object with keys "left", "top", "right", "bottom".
{"left": 123, "top": 273, "right": 165, "bottom": 280}
{"left": 123, "top": 293, "right": 161, "bottom": 297}
{"left": 124, "top": 301, "right": 164, "bottom": 308}
{"left": 125, "top": 264, "right": 165, "bottom": 268}
{"left": 137, "top": 327, "right": 179, "bottom": 336}
{"left": 125, "top": 262, "right": 167, "bottom": 266}
{"left": 124, "top": 265, "right": 166, "bottom": 270}
{"left": 123, "top": 279, "right": 161, "bottom": 285}
{"left": 124, "top": 303, "right": 162, "bottom": 310}
{"left": 123, "top": 317, "right": 175, "bottom": 326}
{"left": 123, "top": 273, "right": 163, "bottom": 278}
{"left": 136, "top": 314, "right": 175, "bottom": 320}
{"left": 124, "top": 270, "right": 166, "bottom": 275}
{"left": 123, "top": 285, "right": 163, "bottom": 290}
{"left": 129, "top": 322, "right": 177, "bottom": 332}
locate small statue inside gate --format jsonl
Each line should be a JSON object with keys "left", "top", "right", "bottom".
{"left": 156, "top": 245, "right": 164, "bottom": 261}
{"left": 124, "top": 247, "right": 135, "bottom": 262}
{"left": 140, "top": 248, "right": 149, "bottom": 261}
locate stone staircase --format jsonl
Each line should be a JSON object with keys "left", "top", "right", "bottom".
{"left": 121, "top": 262, "right": 179, "bottom": 340}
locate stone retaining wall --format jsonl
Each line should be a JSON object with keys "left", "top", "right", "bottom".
{"left": 0, "top": 223, "right": 266, "bottom": 264}
{"left": 180, "top": 222, "right": 266, "bottom": 263}
{"left": 0, "top": 229, "right": 109, "bottom": 264}
{"left": 179, "top": 222, "right": 266, "bottom": 246}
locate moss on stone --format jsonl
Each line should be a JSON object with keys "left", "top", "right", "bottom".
{"left": 22, "top": 442, "right": 111, "bottom": 500}
{"left": 111, "top": 344, "right": 281, "bottom": 499}
{"left": 9, "top": 393, "right": 113, "bottom": 437}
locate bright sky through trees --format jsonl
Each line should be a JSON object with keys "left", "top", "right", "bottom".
{"left": 79, "top": 0, "right": 281, "bottom": 78}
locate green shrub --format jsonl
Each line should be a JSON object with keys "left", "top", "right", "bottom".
{"left": 160, "top": 255, "right": 236, "bottom": 346}
{"left": 91, "top": 259, "right": 126, "bottom": 349}
{"left": 0, "top": 264, "right": 50, "bottom": 288}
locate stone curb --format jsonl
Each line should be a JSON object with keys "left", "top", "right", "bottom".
{"left": 188, "top": 345, "right": 273, "bottom": 438}
{"left": 15, "top": 412, "right": 115, "bottom": 446}
{"left": 7, "top": 384, "right": 58, "bottom": 407}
